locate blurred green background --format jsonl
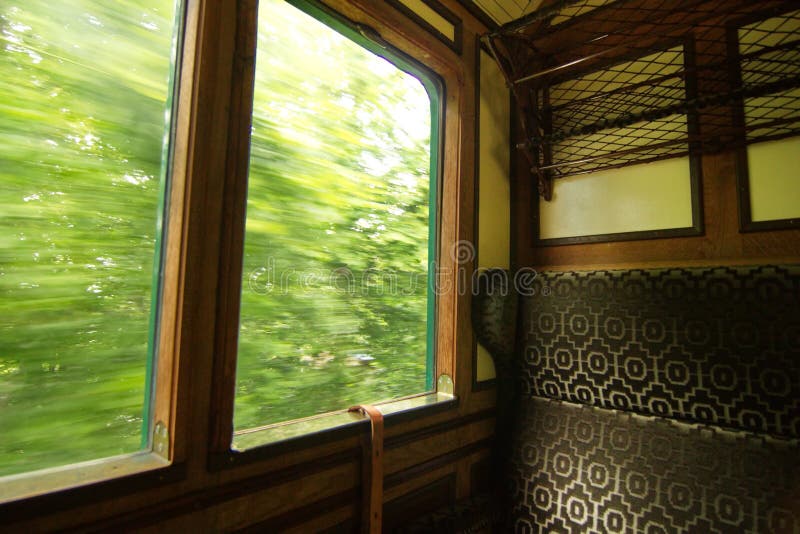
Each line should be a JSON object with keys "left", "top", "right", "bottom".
{"left": 0, "top": 0, "right": 432, "bottom": 476}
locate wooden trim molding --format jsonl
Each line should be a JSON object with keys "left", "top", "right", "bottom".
{"left": 0, "top": 461, "right": 186, "bottom": 523}
{"left": 385, "top": 0, "right": 464, "bottom": 54}
{"left": 207, "top": 0, "right": 259, "bottom": 456}
{"left": 383, "top": 473, "right": 457, "bottom": 529}
{"left": 17, "top": 412, "right": 493, "bottom": 531}
{"left": 210, "top": 395, "right": 460, "bottom": 470}
{"left": 471, "top": 34, "right": 482, "bottom": 392}
{"left": 532, "top": 224, "right": 705, "bottom": 247}
{"left": 240, "top": 469, "right": 459, "bottom": 532}
{"left": 236, "top": 488, "right": 358, "bottom": 533}
{"left": 453, "top": 0, "right": 499, "bottom": 31}
{"left": 209, "top": 401, "right": 485, "bottom": 471}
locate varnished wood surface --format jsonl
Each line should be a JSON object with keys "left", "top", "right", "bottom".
{"left": 208, "top": 0, "right": 259, "bottom": 455}
{"left": 0, "top": 0, "right": 497, "bottom": 532}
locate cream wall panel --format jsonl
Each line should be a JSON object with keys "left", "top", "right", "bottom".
{"left": 539, "top": 158, "right": 694, "bottom": 240}
{"left": 396, "top": 0, "right": 455, "bottom": 41}
{"left": 476, "top": 49, "right": 510, "bottom": 382}
{"left": 478, "top": 50, "right": 510, "bottom": 270}
{"left": 748, "top": 137, "right": 800, "bottom": 222}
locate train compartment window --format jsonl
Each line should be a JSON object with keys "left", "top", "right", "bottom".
{"left": 0, "top": 0, "right": 182, "bottom": 483}
{"left": 233, "top": 0, "right": 441, "bottom": 437}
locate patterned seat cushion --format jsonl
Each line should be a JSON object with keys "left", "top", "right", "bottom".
{"left": 510, "top": 397, "right": 800, "bottom": 533}
{"left": 520, "top": 265, "right": 800, "bottom": 438}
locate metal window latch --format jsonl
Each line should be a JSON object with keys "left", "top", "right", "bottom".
{"left": 437, "top": 373, "right": 454, "bottom": 395}
{"left": 152, "top": 421, "right": 169, "bottom": 459}
{"left": 355, "top": 23, "right": 388, "bottom": 49}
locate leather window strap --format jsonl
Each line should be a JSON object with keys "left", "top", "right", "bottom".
{"left": 349, "top": 404, "right": 384, "bottom": 534}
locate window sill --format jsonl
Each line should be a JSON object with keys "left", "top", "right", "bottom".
{"left": 0, "top": 451, "right": 178, "bottom": 512}
{"left": 213, "top": 392, "right": 458, "bottom": 469}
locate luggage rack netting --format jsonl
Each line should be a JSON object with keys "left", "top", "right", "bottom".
{"left": 483, "top": 0, "right": 800, "bottom": 199}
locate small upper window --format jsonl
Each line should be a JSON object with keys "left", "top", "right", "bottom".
{"left": 0, "top": 0, "right": 180, "bottom": 476}
{"left": 233, "top": 0, "right": 440, "bottom": 432}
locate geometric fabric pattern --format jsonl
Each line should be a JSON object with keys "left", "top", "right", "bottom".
{"left": 520, "top": 265, "right": 800, "bottom": 439}
{"left": 509, "top": 397, "right": 800, "bottom": 534}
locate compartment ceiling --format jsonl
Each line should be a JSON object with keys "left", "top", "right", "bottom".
{"left": 466, "top": 0, "right": 617, "bottom": 27}
{"left": 468, "top": 0, "right": 544, "bottom": 25}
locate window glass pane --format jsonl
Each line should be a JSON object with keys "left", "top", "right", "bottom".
{"left": 235, "top": 0, "right": 437, "bottom": 430}
{"left": 0, "top": 0, "right": 179, "bottom": 476}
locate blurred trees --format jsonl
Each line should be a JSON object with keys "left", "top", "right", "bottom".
{"left": 234, "top": 0, "right": 432, "bottom": 430}
{"left": 0, "top": 0, "right": 432, "bottom": 475}
{"left": 0, "top": 0, "right": 177, "bottom": 475}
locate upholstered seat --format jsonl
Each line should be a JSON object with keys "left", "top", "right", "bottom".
{"left": 510, "top": 265, "right": 800, "bottom": 533}
{"left": 510, "top": 397, "right": 799, "bottom": 533}
{"left": 403, "top": 265, "right": 800, "bottom": 533}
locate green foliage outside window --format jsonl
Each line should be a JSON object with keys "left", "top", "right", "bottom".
{"left": 0, "top": 0, "right": 178, "bottom": 476}
{"left": 0, "top": 0, "right": 435, "bottom": 476}
{"left": 234, "top": 0, "right": 436, "bottom": 430}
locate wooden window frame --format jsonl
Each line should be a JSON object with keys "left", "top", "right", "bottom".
{"left": 208, "top": 0, "right": 467, "bottom": 463}
{"left": 0, "top": 0, "right": 196, "bottom": 506}
{"left": 0, "top": 0, "right": 478, "bottom": 521}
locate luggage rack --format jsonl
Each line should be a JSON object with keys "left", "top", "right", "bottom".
{"left": 483, "top": 0, "right": 800, "bottom": 199}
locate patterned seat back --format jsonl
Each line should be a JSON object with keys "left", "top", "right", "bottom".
{"left": 509, "top": 265, "right": 800, "bottom": 533}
